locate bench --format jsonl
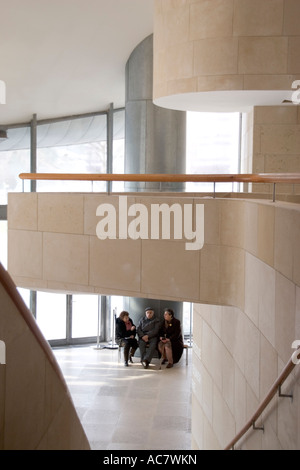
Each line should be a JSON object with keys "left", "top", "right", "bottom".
{"left": 118, "top": 343, "right": 190, "bottom": 365}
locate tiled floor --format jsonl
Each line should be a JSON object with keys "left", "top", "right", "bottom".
{"left": 53, "top": 344, "right": 192, "bottom": 450}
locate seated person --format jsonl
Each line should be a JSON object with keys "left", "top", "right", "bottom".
{"left": 158, "top": 308, "right": 184, "bottom": 368}
{"left": 137, "top": 307, "right": 161, "bottom": 369}
{"left": 115, "top": 310, "right": 138, "bottom": 366}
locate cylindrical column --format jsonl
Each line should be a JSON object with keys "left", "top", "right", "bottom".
{"left": 30, "top": 114, "right": 37, "bottom": 193}
{"left": 125, "top": 34, "right": 186, "bottom": 192}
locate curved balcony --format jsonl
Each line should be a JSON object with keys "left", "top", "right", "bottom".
{"left": 5, "top": 172, "right": 300, "bottom": 449}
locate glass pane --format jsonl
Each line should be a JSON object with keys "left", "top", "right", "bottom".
{"left": 183, "top": 302, "right": 193, "bottom": 343}
{"left": 17, "top": 288, "right": 30, "bottom": 310}
{"left": 36, "top": 115, "right": 107, "bottom": 193}
{"left": 112, "top": 138, "right": 125, "bottom": 192}
{"left": 111, "top": 295, "right": 124, "bottom": 317}
{"left": 36, "top": 291, "right": 66, "bottom": 340}
{"left": 0, "top": 128, "right": 30, "bottom": 204}
{"left": 186, "top": 112, "right": 240, "bottom": 192}
{"left": 72, "top": 294, "right": 99, "bottom": 338}
{"left": 110, "top": 296, "right": 124, "bottom": 342}
{"left": 112, "top": 110, "right": 125, "bottom": 193}
{"left": 37, "top": 141, "right": 107, "bottom": 192}
{"left": 0, "top": 221, "right": 7, "bottom": 269}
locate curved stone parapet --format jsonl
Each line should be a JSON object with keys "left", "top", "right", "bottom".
{"left": 7, "top": 193, "right": 300, "bottom": 309}
{"left": 153, "top": 0, "right": 300, "bottom": 111}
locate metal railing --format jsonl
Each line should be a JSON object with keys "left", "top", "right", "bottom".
{"left": 19, "top": 172, "right": 300, "bottom": 183}
{"left": 19, "top": 172, "right": 300, "bottom": 202}
{"left": 225, "top": 347, "right": 300, "bottom": 450}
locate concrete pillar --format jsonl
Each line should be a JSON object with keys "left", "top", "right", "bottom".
{"left": 125, "top": 34, "right": 186, "bottom": 192}
{"left": 124, "top": 35, "right": 185, "bottom": 343}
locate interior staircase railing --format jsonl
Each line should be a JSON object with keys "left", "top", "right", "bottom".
{"left": 224, "top": 347, "right": 300, "bottom": 450}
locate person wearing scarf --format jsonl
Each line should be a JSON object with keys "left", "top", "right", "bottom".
{"left": 115, "top": 310, "right": 139, "bottom": 366}
{"left": 158, "top": 308, "right": 184, "bottom": 368}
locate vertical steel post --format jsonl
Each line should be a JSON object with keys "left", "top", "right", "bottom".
{"left": 29, "top": 114, "right": 37, "bottom": 318}
{"left": 30, "top": 114, "right": 37, "bottom": 193}
{"left": 94, "top": 295, "right": 103, "bottom": 349}
{"left": 107, "top": 103, "right": 113, "bottom": 194}
{"left": 30, "top": 291, "right": 37, "bottom": 319}
{"left": 273, "top": 183, "right": 276, "bottom": 203}
{"left": 237, "top": 113, "right": 242, "bottom": 193}
{"left": 66, "top": 294, "right": 73, "bottom": 343}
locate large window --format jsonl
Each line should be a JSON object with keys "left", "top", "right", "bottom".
{"left": 36, "top": 291, "right": 67, "bottom": 341}
{"left": 0, "top": 108, "right": 125, "bottom": 345}
{"left": 71, "top": 294, "right": 99, "bottom": 339}
{"left": 112, "top": 108, "right": 125, "bottom": 192}
{"left": 183, "top": 302, "right": 193, "bottom": 343}
{"left": 17, "top": 288, "right": 30, "bottom": 309}
{"left": 186, "top": 112, "right": 241, "bottom": 192}
{"left": 34, "top": 292, "right": 101, "bottom": 343}
{"left": 112, "top": 138, "right": 125, "bottom": 192}
{"left": 37, "top": 114, "right": 108, "bottom": 193}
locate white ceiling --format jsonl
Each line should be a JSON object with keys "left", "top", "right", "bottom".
{"left": 0, "top": 0, "right": 154, "bottom": 126}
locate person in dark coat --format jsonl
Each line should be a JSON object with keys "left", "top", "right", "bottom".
{"left": 115, "top": 310, "right": 138, "bottom": 366}
{"left": 158, "top": 308, "right": 184, "bottom": 368}
{"left": 137, "top": 307, "right": 161, "bottom": 369}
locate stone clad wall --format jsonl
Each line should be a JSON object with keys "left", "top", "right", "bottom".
{"left": 192, "top": 197, "right": 300, "bottom": 449}
{"left": 7, "top": 192, "right": 300, "bottom": 449}
{"left": 153, "top": 0, "right": 300, "bottom": 111}
{"left": 7, "top": 193, "right": 300, "bottom": 305}
{"left": 251, "top": 106, "right": 300, "bottom": 196}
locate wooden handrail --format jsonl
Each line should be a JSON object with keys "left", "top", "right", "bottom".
{"left": 19, "top": 172, "right": 300, "bottom": 184}
{"left": 224, "top": 348, "right": 300, "bottom": 450}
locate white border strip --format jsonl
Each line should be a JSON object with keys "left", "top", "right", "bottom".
{"left": 0, "top": 80, "right": 6, "bottom": 104}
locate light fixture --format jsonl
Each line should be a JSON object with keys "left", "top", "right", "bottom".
{"left": 0, "top": 129, "right": 8, "bottom": 141}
